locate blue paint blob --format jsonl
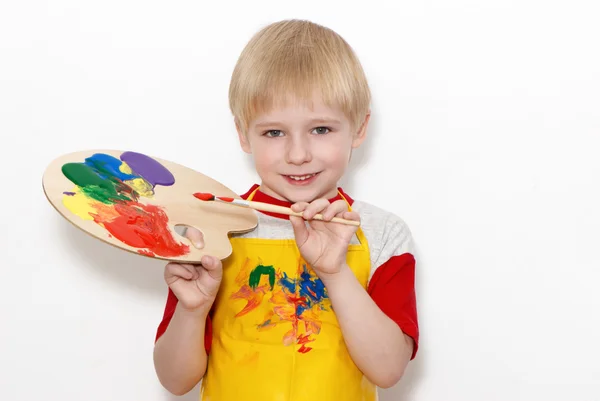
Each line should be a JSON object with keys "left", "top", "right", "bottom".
{"left": 84, "top": 153, "right": 139, "bottom": 182}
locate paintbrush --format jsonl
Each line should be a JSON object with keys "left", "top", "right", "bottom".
{"left": 193, "top": 192, "right": 360, "bottom": 226}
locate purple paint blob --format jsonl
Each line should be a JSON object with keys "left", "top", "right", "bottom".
{"left": 63, "top": 191, "right": 76, "bottom": 196}
{"left": 120, "top": 151, "right": 175, "bottom": 186}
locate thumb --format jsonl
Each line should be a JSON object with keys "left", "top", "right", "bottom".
{"left": 200, "top": 255, "right": 223, "bottom": 281}
{"left": 289, "top": 215, "right": 309, "bottom": 246}
{"left": 185, "top": 226, "right": 204, "bottom": 249}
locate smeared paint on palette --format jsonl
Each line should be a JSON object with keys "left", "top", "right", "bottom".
{"left": 60, "top": 151, "right": 188, "bottom": 258}
{"left": 42, "top": 149, "right": 258, "bottom": 262}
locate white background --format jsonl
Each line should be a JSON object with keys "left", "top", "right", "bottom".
{"left": 1, "top": 0, "right": 599, "bottom": 400}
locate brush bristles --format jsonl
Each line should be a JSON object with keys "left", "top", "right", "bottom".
{"left": 193, "top": 192, "right": 215, "bottom": 201}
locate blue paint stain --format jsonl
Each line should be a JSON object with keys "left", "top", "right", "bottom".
{"left": 297, "top": 303, "right": 308, "bottom": 316}
{"left": 257, "top": 319, "right": 272, "bottom": 329}
{"left": 299, "top": 265, "right": 327, "bottom": 303}
{"left": 279, "top": 272, "right": 296, "bottom": 293}
{"left": 83, "top": 153, "right": 140, "bottom": 182}
{"left": 279, "top": 265, "right": 328, "bottom": 317}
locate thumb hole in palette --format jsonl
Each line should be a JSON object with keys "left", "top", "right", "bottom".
{"left": 174, "top": 224, "right": 206, "bottom": 248}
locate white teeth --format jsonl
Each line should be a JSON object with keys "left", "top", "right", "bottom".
{"left": 288, "top": 173, "right": 316, "bottom": 181}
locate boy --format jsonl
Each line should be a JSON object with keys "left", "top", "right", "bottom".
{"left": 153, "top": 19, "right": 418, "bottom": 401}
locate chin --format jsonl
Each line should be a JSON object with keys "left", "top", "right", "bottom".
{"left": 261, "top": 174, "right": 338, "bottom": 203}
{"left": 284, "top": 187, "right": 334, "bottom": 204}
{"left": 286, "top": 194, "right": 316, "bottom": 204}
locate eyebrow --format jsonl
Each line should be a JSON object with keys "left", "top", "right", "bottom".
{"left": 254, "top": 118, "right": 342, "bottom": 130}
{"left": 309, "top": 118, "right": 342, "bottom": 125}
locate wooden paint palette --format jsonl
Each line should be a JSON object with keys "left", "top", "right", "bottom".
{"left": 42, "top": 149, "right": 258, "bottom": 262}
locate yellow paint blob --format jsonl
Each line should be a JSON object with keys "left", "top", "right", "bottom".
{"left": 62, "top": 188, "right": 96, "bottom": 220}
{"left": 62, "top": 187, "right": 123, "bottom": 222}
{"left": 119, "top": 162, "right": 154, "bottom": 197}
{"left": 118, "top": 162, "right": 133, "bottom": 175}
{"left": 125, "top": 178, "right": 154, "bottom": 197}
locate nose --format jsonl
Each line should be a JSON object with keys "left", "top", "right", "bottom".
{"left": 285, "top": 135, "right": 312, "bottom": 165}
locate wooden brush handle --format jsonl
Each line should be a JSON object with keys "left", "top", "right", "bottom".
{"left": 247, "top": 201, "right": 360, "bottom": 227}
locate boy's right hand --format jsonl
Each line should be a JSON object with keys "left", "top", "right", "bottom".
{"left": 164, "top": 227, "right": 223, "bottom": 313}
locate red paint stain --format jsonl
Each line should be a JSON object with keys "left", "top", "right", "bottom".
{"left": 297, "top": 334, "right": 314, "bottom": 353}
{"left": 193, "top": 192, "right": 215, "bottom": 201}
{"left": 92, "top": 201, "right": 189, "bottom": 257}
{"left": 217, "top": 196, "right": 234, "bottom": 202}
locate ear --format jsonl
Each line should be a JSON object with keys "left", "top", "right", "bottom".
{"left": 236, "top": 119, "right": 252, "bottom": 154}
{"left": 351, "top": 111, "right": 370, "bottom": 149}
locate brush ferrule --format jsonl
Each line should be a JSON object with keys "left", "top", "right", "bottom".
{"left": 229, "top": 198, "right": 249, "bottom": 207}
{"left": 215, "top": 197, "right": 249, "bottom": 208}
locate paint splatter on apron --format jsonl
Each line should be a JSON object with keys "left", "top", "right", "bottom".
{"left": 201, "top": 188, "right": 377, "bottom": 401}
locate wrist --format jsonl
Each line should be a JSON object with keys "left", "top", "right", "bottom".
{"left": 175, "top": 300, "right": 212, "bottom": 320}
{"left": 318, "top": 263, "right": 352, "bottom": 286}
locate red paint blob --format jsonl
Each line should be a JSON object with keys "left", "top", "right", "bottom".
{"left": 93, "top": 201, "right": 189, "bottom": 257}
{"left": 217, "top": 196, "right": 234, "bottom": 202}
{"left": 193, "top": 192, "right": 215, "bottom": 201}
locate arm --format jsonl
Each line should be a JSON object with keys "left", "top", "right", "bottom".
{"left": 153, "top": 302, "right": 210, "bottom": 395}
{"left": 289, "top": 198, "right": 418, "bottom": 388}
{"left": 320, "top": 266, "right": 413, "bottom": 388}
{"left": 153, "top": 227, "right": 222, "bottom": 395}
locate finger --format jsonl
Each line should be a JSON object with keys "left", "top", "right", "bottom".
{"left": 289, "top": 215, "right": 309, "bottom": 246}
{"left": 167, "top": 263, "right": 200, "bottom": 280}
{"left": 165, "top": 263, "right": 194, "bottom": 281}
{"left": 337, "top": 211, "right": 361, "bottom": 228}
{"left": 341, "top": 211, "right": 360, "bottom": 222}
{"left": 179, "top": 263, "right": 200, "bottom": 280}
{"left": 321, "top": 199, "right": 349, "bottom": 221}
{"left": 290, "top": 202, "right": 309, "bottom": 213}
{"left": 302, "top": 198, "right": 331, "bottom": 220}
{"left": 200, "top": 255, "right": 223, "bottom": 281}
{"left": 184, "top": 227, "right": 205, "bottom": 249}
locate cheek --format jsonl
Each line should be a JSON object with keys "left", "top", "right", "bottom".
{"left": 331, "top": 153, "right": 350, "bottom": 169}
{"left": 318, "top": 139, "right": 352, "bottom": 166}
{"left": 252, "top": 147, "right": 278, "bottom": 171}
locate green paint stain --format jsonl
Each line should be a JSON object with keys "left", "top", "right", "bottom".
{"left": 249, "top": 264, "right": 276, "bottom": 290}
{"left": 62, "top": 163, "right": 131, "bottom": 204}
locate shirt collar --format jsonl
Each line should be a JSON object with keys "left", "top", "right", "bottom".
{"left": 240, "top": 184, "right": 353, "bottom": 219}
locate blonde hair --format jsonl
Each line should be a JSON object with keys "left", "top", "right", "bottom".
{"left": 229, "top": 19, "right": 371, "bottom": 133}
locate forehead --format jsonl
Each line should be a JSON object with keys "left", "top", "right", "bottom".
{"left": 249, "top": 94, "right": 350, "bottom": 128}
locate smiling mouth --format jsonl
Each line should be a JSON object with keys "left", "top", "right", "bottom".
{"left": 284, "top": 172, "right": 319, "bottom": 181}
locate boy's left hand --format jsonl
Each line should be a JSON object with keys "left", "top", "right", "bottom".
{"left": 289, "top": 198, "right": 359, "bottom": 277}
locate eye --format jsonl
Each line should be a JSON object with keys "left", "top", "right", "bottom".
{"left": 312, "top": 127, "right": 330, "bottom": 135}
{"left": 264, "top": 130, "right": 284, "bottom": 137}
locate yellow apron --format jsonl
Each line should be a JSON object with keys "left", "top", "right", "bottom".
{"left": 201, "top": 188, "right": 376, "bottom": 401}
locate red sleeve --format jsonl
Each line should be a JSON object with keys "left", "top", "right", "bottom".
{"left": 155, "top": 288, "right": 213, "bottom": 353}
{"left": 367, "top": 253, "right": 419, "bottom": 359}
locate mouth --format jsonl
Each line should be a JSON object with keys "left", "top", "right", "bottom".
{"left": 282, "top": 172, "right": 320, "bottom": 185}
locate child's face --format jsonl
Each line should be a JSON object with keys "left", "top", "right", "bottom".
{"left": 237, "top": 95, "right": 368, "bottom": 203}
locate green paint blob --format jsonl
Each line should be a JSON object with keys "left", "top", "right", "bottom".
{"left": 62, "top": 163, "right": 131, "bottom": 204}
{"left": 249, "top": 264, "right": 276, "bottom": 290}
